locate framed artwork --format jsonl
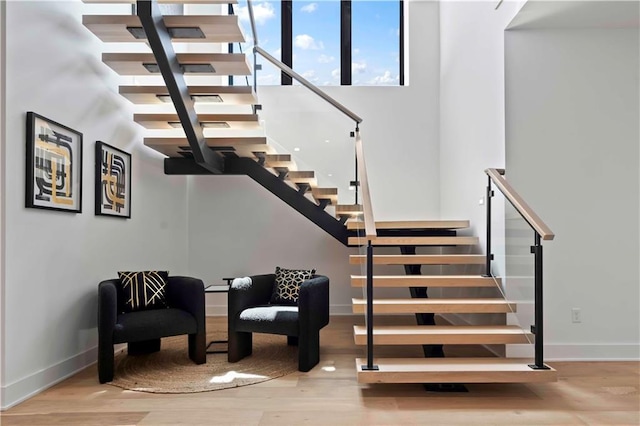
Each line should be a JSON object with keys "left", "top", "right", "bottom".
{"left": 26, "top": 112, "right": 83, "bottom": 213}
{"left": 95, "top": 141, "right": 131, "bottom": 218}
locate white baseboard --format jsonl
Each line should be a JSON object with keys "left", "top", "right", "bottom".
{"left": 206, "top": 303, "right": 354, "bottom": 317}
{"left": 508, "top": 343, "right": 640, "bottom": 361}
{"left": 1, "top": 346, "right": 98, "bottom": 411}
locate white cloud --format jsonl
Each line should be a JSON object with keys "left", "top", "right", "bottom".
{"left": 331, "top": 68, "right": 340, "bottom": 80}
{"left": 238, "top": 2, "right": 275, "bottom": 26}
{"left": 301, "top": 3, "right": 318, "bottom": 13}
{"left": 368, "top": 71, "right": 398, "bottom": 85}
{"left": 353, "top": 48, "right": 360, "bottom": 55}
{"left": 318, "top": 54, "right": 335, "bottom": 64}
{"left": 301, "top": 70, "right": 319, "bottom": 82}
{"left": 274, "top": 48, "right": 282, "bottom": 58}
{"left": 294, "top": 34, "right": 324, "bottom": 50}
{"left": 352, "top": 61, "right": 367, "bottom": 74}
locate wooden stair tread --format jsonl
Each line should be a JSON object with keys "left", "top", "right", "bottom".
{"left": 355, "top": 358, "right": 557, "bottom": 383}
{"left": 348, "top": 236, "right": 479, "bottom": 246}
{"left": 350, "top": 275, "right": 499, "bottom": 287}
{"left": 144, "top": 137, "right": 272, "bottom": 159}
{"left": 102, "top": 53, "right": 250, "bottom": 76}
{"left": 336, "top": 204, "right": 363, "bottom": 216}
{"left": 83, "top": 15, "right": 244, "bottom": 43}
{"left": 120, "top": 85, "right": 257, "bottom": 105}
{"left": 350, "top": 254, "right": 485, "bottom": 265}
{"left": 287, "top": 171, "right": 317, "bottom": 187}
{"left": 353, "top": 325, "right": 533, "bottom": 345}
{"left": 347, "top": 219, "right": 470, "bottom": 230}
{"left": 352, "top": 298, "right": 516, "bottom": 314}
{"left": 264, "top": 154, "right": 297, "bottom": 172}
{"left": 134, "top": 113, "right": 260, "bottom": 130}
{"left": 311, "top": 188, "right": 338, "bottom": 205}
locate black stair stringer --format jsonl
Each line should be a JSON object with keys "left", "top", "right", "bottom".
{"left": 225, "top": 157, "right": 350, "bottom": 246}
{"left": 400, "top": 245, "right": 445, "bottom": 359}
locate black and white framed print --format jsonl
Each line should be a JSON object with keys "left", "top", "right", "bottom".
{"left": 26, "top": 112, "right": 83, "bottom": 213}
{"left": 95, "top": 141, "right": 131, "bottom": 219}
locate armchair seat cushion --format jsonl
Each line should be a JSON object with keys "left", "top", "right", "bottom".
{"left": 113, "top": 308, "right": 197, "bottom": 344}
{"left": 235, "top": 306, "right": 299, "bottom": 336}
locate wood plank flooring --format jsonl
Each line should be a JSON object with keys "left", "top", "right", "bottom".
{"left": 1, "top": 316, "right": 638, "bottom": 425}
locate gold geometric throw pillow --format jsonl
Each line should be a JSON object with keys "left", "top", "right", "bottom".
{"left": 117, "top": 271, "right": 169, "bottom": 313}
{"left": 269, "top": 266, "right": 315, "bottom": 306}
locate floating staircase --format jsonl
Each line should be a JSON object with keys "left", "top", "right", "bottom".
{"left": 82, "top": 1, "right": 354, "bottom": 245}
{"left": 348, "top": 219, "right": 557, "bottom": 384}
{"left": 82, "top": 2, "right": 556, "bottom": 385}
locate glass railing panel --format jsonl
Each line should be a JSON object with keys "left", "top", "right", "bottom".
{"left": 491, "top": 190, "right": 535, "bottom": 361}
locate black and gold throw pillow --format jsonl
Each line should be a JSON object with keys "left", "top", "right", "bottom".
{"left": 117, "top": 271, "right": 169, "bottom": 312}
{"left": 270, "top": 266, "right": 315, "bottom": 305}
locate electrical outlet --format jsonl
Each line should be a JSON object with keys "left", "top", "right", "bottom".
{"left": 571, "top": 308, "right": 582, "bottom": 323}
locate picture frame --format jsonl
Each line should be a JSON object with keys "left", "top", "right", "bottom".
{"left": 26, "top": 112, "right": 83, "bottom": 213}
{"left": 95, "top": 141, "right": 132, "bottom": 219}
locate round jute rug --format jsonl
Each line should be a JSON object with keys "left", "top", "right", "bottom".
{"left": 110, "top": 324, "right": 298, "bottom": 393}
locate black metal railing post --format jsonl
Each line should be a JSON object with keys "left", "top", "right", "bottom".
{"left": 484, "top": 176, "right": 493, "bottom": 277}
{"left": 228, "top": 4, "right": 234, "bottom": 86}
{"left": 362, "top": 240, "right": 378, "bottom": 371}
{"left": 529, "top": 232, "right": 550, "bottom": 370}
{"left": 354, "top": 149, "right": 359, "bottom": 205}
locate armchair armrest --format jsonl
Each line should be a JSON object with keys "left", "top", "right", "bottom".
{"left": 98, "top": 280, "right": 119, "bottom": 333}
{"left": 228, "top": 274, "right": 275, "bottom": 325}
{"left": 298, "top": 275, "right": 330, "bottom": 331}
{"left": 166, "top": 276, "right": 205, "bottom": 332}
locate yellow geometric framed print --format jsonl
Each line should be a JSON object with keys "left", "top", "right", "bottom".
{"left": 95, "top": 141, "right": 131, "bottom": 218}
{"left": 26, "top": 112, "right": 83, "bottom": 213}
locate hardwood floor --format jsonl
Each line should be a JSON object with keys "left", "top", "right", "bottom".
{"left": 1, "top": 316, "right": 638, "bottom": 425}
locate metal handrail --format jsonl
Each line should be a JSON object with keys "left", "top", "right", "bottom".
{"left": 485, "top": 168, "right": 554, "bottom": 240}
{"left": 245, "top": 0, "right": 362, "bottom": 125}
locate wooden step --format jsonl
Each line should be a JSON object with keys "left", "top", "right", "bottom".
{"left": 286, "top": 171, "right": 317, "bottom": 188}
{"left": 311, "top": 188, "right": 338, "bottom": 205}
{"left": 348, "top": 236, "right": 479, "bottom": 246}
{"left": 351, "top": 275, "right": 498, "bottom": 288}
{"left": 355, "top": 358, "right": 557, "bottom": 384}
{"left": 119, "top": 85, "right": 257, "bottom": 105}
{"left": 102, "top": 53, "right": 250, "bottom": 76}
{"left": 83, "top": 15, "right": 244, "bottom": 43}
{"left": 144, "top": 137, "right": 272, "bottom": 158}
{"left": 353, "top": 325, "right": 533, "bottom": 345}
{"left": 347, "top": 220, "right": 470, "bottom": 230}
{"left": 350, "top": 254, "right": 485, "bottom": 265}
{"left": 264, "top": 154, "right": 297, "bottom": 172}
{"left": 352, "top": 298, "right": 516, "bottom": 314}
{"left": 335, "top": 204, "right": 363, "bottom": 217}
{"left": 134, "top": 113, "right": 259, "bottom": 130}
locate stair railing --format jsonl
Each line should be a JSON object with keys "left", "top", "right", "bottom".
{"left": 355, "top": 130, "right": 378, "bottom": 371}
{"left": 484, "top": 168, "right": 554, "bottom": 370}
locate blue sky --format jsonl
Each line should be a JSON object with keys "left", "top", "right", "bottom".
{"left": 237, "top": 1, "right": 400, "bottom": 86}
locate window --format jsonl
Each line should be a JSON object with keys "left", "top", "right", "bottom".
{"left": 236, "top": 0, "right": 403, "bottom": 86}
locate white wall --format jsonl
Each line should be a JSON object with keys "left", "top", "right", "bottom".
{"left": 1, "top": 2, "right": 189, "bottom": 409}
{"left": 505, "top": 26, "right": 640, "bottom": 360}
{"left": 0, "top": 0, "right": 5, "bottom": 409}
{"left": 439, "top": 0, "right": 524, "bottom": 243}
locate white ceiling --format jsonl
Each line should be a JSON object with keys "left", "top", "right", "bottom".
{"left": 507, "top": 0, "right": 640, "bottom": 30}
